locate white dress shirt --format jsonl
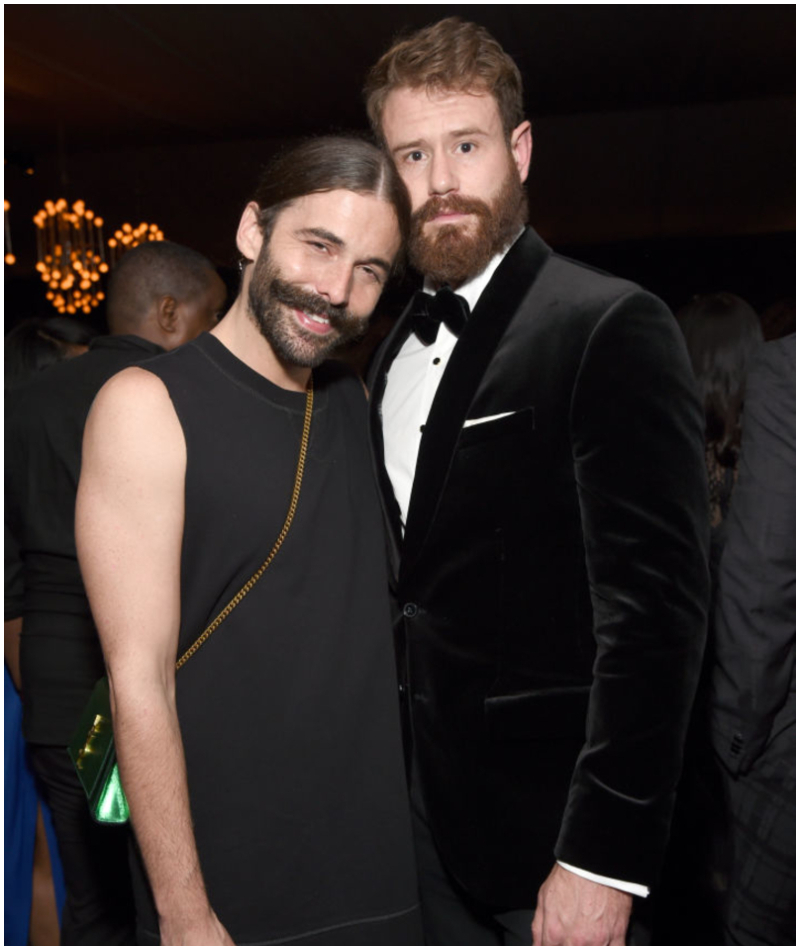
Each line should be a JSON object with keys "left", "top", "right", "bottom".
{"left": 382, "top": 246, "right": 506, "bottom": 528}
{"left": 380, "top": 240, "right": 648, "bottom": 900}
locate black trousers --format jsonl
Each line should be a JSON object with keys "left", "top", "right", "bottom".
{"left": 27, "top": 745, "right": 136, "bottom": 946}
{"left": 138, "top": 909, "right": 424, "bottom": 946}
{"left": 410, "top": 762, "right": 534, "bottom": 945}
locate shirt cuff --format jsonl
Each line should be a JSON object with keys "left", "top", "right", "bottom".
{"left": 556, "top": 861, "right": 650, "bottom": 898}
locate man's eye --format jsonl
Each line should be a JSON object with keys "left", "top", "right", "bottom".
{"left": 458, "top": 142, "right": 474, "bottom": 154}
{"left": 309, "top": 241, "right": 328, "bottom": 252}
{"left": 359, "top": 266, "right": 381, "bottom": 284}
{"left": 407, "top": 150, "right": 424, "bottom": 163}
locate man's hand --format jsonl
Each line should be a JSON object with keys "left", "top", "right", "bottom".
{"left": 531, "top": 864, "right": 632, "bottom": 946}
{"left": 160, "top": 907, "right": 235, "bottom": 946}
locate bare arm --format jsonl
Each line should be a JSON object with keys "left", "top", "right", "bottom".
{"left": 76, "top": 367, "right": 233, "bottom": 946}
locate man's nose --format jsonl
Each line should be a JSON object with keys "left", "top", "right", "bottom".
{"left": 428, "top": 150, "right": 457, "bottom": 196}
{"left": 314, "top": 262, "right": 351, "bottom": 308}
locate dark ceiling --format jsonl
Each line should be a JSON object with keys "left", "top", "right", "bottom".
{"left": 5, "top": 4, "right": 796, "bottom": 158}
{"left": 4, "top": 6, "right": 796, "bottom": 315}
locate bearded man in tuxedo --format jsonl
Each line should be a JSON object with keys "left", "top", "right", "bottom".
{"left": 365, "top": 17, "right": 710, "bottom": 946}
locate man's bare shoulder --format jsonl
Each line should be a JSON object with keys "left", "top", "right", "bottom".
{"left": 85, "top": 365, "right": 184, "bottom": 471}
{"left": 88, "top": 365, "right": 181, "bottom": 438}
{"left": 92, "top": 365, "right": 171, "bottom": 413}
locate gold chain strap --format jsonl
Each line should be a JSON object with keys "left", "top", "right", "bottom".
{"left": 175, "top": 374, "right": 314, "bottom": 671}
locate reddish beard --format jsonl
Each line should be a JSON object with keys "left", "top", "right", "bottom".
{"left": 408, "top": 163, "right": 528, "bottom": 288}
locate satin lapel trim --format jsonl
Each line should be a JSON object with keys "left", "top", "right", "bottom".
{"left": 368, "top": 298, "right": 416, "bottom": 578}
{"left": 401, "top": 229, "right": 551, "bottom": 581}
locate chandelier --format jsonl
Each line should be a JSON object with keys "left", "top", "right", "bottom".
{"left": 4, "top": 200, "right": 16, "bottom": 265}
{"left": 108, "top": 221, "right": 165, "bottom": 267}
{"left": 33, "top": 199, "right": 108, "bottom": 314}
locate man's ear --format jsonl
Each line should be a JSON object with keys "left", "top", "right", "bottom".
{"left": 236, "top": 202, "right": 264, "bottom": 262}
{"left": 156, "top": 294, "right": 179, "bottom": 334}
{"left": 510, "top": 120, "right": 533, "bottom": 184}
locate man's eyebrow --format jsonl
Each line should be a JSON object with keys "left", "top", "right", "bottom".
{"left": 448, "top": 127, "right": 489, "bottom": 139}
{"left": 297, "top": 227, "right": 391, "bottom": 274}
{"left": 296, "top": 226, "right": 344, "bottom": 247}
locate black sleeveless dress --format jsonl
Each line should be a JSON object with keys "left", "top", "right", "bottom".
{"left": 133, "top": 333, "right": 420, "bottom": 945}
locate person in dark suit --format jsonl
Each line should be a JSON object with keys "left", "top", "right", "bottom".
{"left": 709, "top": 334, "right": 795, "bottom": 946}
{"left": 364, "top": 18, "right": 710, "bottom": 945}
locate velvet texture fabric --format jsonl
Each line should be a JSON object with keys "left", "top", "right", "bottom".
{"left": 368, "top": 228, "right": 710, "bottom": 908}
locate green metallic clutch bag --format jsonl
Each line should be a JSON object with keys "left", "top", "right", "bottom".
{"left": 67, "top": 676, "right": 130, "bottom": 824}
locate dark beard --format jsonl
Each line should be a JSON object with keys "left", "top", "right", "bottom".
{"left": 248, "top": 252, "right": 370, "bottom": 368}
{"left": 409, "top": 163, "right": 528, "bottom": 287}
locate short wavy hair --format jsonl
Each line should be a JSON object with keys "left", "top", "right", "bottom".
{"left": 364, "top": 17, "right": 525, "bottom": 142}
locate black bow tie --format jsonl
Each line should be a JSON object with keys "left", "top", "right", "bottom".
{"left": 410, "top": 287, "right": 470, "bottom": 346}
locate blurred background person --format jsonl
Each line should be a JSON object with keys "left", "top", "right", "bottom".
{"left": 676, "top": 292, "right": 764, "bottom": 584}
{"left": 5, "top": 317, "right": 97, "bottom": 391}
{"left": 5, "top": 241, "right": 225, "bottom": 945}
{"left": 3, "top": 318, "right": 93, "bottom": 945}
{"left": 654, "top": 291, "right": 764, "bottom": 944}
{"left": 710, "top": 333, "right": 795, "bottom": 945}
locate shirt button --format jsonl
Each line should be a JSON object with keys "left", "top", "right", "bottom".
{"left": 403, "top": 603, "right": 418, "bottom": 618}
{"left": 433, "top": 357, "right": 441, "bottom": 365}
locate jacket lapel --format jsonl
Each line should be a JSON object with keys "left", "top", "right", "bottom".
{"left": 401, "top": 228, "right": 551, "bottom": 580}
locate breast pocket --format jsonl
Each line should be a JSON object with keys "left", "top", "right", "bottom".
{"left": 458, "top": 406, "right": 535, "bottom": 449}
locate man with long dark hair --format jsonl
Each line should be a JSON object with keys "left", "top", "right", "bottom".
{"left": 365, "top": 18, "right": 710, "bottom": 945}
{"left": 75, "top": 137, "right": 421, "bottom": 945}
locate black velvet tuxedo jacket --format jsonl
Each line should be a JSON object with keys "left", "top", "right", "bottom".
{"left": 367, "top": 227, "right": 710, "bottom": 908}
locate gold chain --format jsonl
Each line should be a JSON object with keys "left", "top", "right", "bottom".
{"left": 175, "top": 374, "right": 314, "bottom": 671}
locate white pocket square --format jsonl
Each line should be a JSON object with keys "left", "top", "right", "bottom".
{"left": 463, "top": 411, "right": 516, "bottom": 428}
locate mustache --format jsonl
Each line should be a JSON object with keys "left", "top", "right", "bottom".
{"left": 270, "top": 277, "right": 353, "bottom": 330}
{"left": 412, "top": 194, "right": 492, "bottom": 226}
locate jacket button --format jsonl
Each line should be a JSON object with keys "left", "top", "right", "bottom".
{"left": 403, "top": 603, "right": 418, "bottom": 618}
{"left": 398, "top": 683, "right": 406, "bottom": 695}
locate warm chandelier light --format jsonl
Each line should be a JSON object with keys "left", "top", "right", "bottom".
{"left": 33, "top": 198, "right": 109, "bottom": 314}
{"left": 4, "top": 200, "right": 16, "bottom": 265}
{"left": 108, "top": 221, "right": 165, "bottom": 267}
